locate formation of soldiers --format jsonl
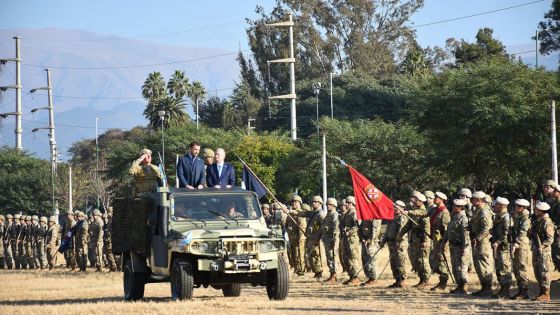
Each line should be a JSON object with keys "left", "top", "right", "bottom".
{"left": 263, "top": 181, "right": 560, "bottom": 302}
{"left": 0, "top": 207, "right": 118, "bottom": 273}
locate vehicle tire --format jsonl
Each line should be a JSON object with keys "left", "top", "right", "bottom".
{"left": 123, "top": 258, "right": 146, "bottom": 301}
{"left": 222, "top": 283, "right": 242, "bottom": 297}
{"left": 171, "top": 257, "right": 194, "bottom": 300}
{"left": 266, "top": 253, "right": 289, "bottom": 300}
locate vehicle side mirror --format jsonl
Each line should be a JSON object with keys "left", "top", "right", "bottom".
{"left": 160, "top": 206, "right": 168, "bottom": 238}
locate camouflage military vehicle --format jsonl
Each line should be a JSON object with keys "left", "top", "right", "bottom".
{"left": 112, "top": 187, "right": 289, "bottom": 301}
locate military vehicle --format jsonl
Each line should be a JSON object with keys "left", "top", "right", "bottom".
{"left": 112, "top": 187, "right": 289, "bottom": 301}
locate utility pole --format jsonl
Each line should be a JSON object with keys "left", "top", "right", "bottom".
{"left": 313, "top": 82, "right": 321, "bottom": 144}
{"left": 266, "top": 14, "right": 297, "bottom": 141}
{"left": 552, "top": 100, "right": 558, "bottom": 183}
{"left": 0, "top": 37, "right": 22, "bottom": 150}
{"left": 535, "top": 30, "right": 539, "bottom": 68}
{"left": 247, "top": 118, "right": 255, "bottom": 135}
{"left": 158, "top": 110, "right": 166, "bottom": 169}
{"left": 95, "top": 116, "right": 102, "bottom": 208}
{"left": 68, "top": 166, "right": 73, "bottom": 216}
{"left": 329, "top": 72, "right": 337, "bottom": 119}
{"left": 321, "top": 134, "right": 327, "bottom": 211}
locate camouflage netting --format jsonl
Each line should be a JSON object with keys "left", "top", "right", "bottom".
{"left": 112, "top": 197, "right": 154, "bottom": 255}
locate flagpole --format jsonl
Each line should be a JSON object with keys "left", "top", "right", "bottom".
{"left": 322, "top": 134, "right": 327, "bottom": 211}
{"left": 235, "top": 154, "right": 308, "bottom": 237}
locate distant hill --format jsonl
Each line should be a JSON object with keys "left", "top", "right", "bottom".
{"left": 0, "top": 28, "right": 240, "bottom": 159}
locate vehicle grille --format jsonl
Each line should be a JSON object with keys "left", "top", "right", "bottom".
{"left": 223, "top": 240, "right": 258, "bottom": 254}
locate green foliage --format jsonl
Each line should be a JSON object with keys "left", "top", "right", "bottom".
{"left": 538, "top": 0, "right": 560, "bottom": 65}
{"left": 447, "top": 28, "right": 509, "bottom": 65}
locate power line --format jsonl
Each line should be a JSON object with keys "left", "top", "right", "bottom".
{"left": 410, "top": 0, "right": 544, "bottom": 28}
{"left": 23, "top": 20, "right": 246, "bottom": 42}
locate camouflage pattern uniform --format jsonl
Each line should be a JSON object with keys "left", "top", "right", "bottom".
{"left": 341, "top": 204, "right": 360, "bottom": 284}
{"left": 21, "top": 217, "right": 31, "bottom": 269}
{"left": 338, "top": 203, "right": 349, "bottom": 273}
{"left": 321, "top": 200, "right": 340, "bottom": 282}
{"left": 129, "top": 149, "right": 162, "bottom": 197}
{"left": 89, "top": 211, "right": 104, "bottom": 271}
{"left": 74, "top": 213, "right": 89, "bottom": 272}
{"left": 286, "top": 200, "right": 307, "bottom": 275}
{"left": 490, "top": 206, "right": 512, "bottom": 297}
{"left": 359, "top": 219, "right": 382, "bottom": 285}
{"left": 399, "top": 204, "right": 431, "bottom": 286}
{"left": 35, "top": 217, "right": 48, "bottom": 269}
{"left": 530, "top": 207, "right": 555, "bottom": 300}
{"left": 548, "top": 195, "right": 560, "bottom": 277}
{"left": 0, "top": 216, "right": 4, "bottom": 268}
{"left": 305, "top": 206, "right": 323, "bottom": 277}
{"left": 511, "top": 208, "right": 530, "bottom": 299}
{"left": 445, "top": 207, "right": 470, "bottom": 293}
{"left": 470, "top": 203, "right": 495, "bottom": 295}
{"left": 103, "top": 213, "right": 117, "bottom": 271}
{"left": 63, "top": 213, "right": 77, "bottom": 269}
{"left": 430, "top": 205, "right": 451, "bottom": 289}
{"left": 10, "top": 215, "right": 21, "bottom": 269}
{"left": 46, "top": 217, "right": 60, "bottom": 270}
{"left": 28, "top": 216, "right": 39, "bottom": 269}
{"left": 3, "top": 215, "right": 14, "bottom": 269}
{"left": 380, "top": 211, "right": 409, "bottom": 287}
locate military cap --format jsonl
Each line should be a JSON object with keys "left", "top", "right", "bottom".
{"left": 424, "top": 190, "right": 435, "bottom": 199}
{"left": 49, "top": 216, "right": 57, "bottom": 223}
{"left": 484, "top": 195, "right": 493, "bottom": 203}
{"left": 291, "top": 195, "right": 302, "bottom": 204}
{"left": 312, "top": 195, "right": 324, "bottom": 204}
{"left": 495, "top": 197, "right": 509, "bottom": 205}
{"left": 262, "top": 203, "right": 270, "bottom": 209}
{"left": 472, "top": 191, "right": 486, "bottom": 199}
{"left": 25, "top": 215, "right": 31, "bottom": 221}
{"left": 202, "top": 148, "right": 214, "bottom": 158}
{"left": 6, "top": 214, "right": 13, "bottom": 219}
{"left": 272, "top": 202, "right": 283, "bottom": 210}
{"left": 412, "top": 191, "right": 427, "bottom": 202}
{"left": 326, "top": 198, "right": 338, "bottom": 208}
{"left": 14, "top": 213, "right": 21, "bottom": 219}
{"left": 459, "top": 188, "right": 472, "bottom": 198}
{"left": 140, "top": 148, "right": 152, "bottom": 156}
{"left": 536, "top": 202, "right": 550, "bottom": 211}
{"left": 453, "top": 199, "right": 467, "bottom": 207}
{"left": 93, "top": 209, "right": 102, "bottom": 216}
{"left": 346, "top": 196, "right": 356, "bottom": 205}
{"left": 545, "top": 179, "right": 557, "bottom": 187}
{"left": 302, "top": 204, "right": 311, "bottom": 211}
{"left": 40, "top": 216, "right": 47, "bottom": 223}
{"left": 515, "top": 199, "right": 530, "bottom": 207}
{"left": 435, "top": 192, "right": 447, "bottom": 200}
{"left": 66, "top": 209, "right": 74, "bottom": 215}
{"left": 395, "top": 200, "right": 406, "bottom": 208}
{"left": 0, "top": 215, "right": 4, "bottom": 220}
{"left": 32, "top": 215, "right": 39, "bottom": 221}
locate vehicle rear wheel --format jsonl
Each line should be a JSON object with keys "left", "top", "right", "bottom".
{"left": 222, "top": 283, "right": 242, "bottom": 297}
{"left": 266, "top": 253, "right": 289, "bottom": 300}
{"left": 123, "top": 258, "right": 146, "bottom": 301}
{"left": 171, "top": 257, "right": 194, "bottom": 300}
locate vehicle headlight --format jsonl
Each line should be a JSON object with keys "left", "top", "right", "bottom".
{"left": 188, "top": 241, "right": 218, "bottom": 254}
{"left": 261, "top": 241, "right": 273, "bottom": 252}
{"left": 259, "top": 240, "right": 285, "bottom": 252}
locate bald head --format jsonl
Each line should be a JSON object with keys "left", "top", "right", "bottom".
{"left": 215, "top": 148, "right": 226, "bottom": 163}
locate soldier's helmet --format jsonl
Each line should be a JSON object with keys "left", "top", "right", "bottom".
{"left": 326, "top": 198, "right": 338, "bottom": 208}
{"left": 412, "top": 191, "right": 427, "bottom": 202}
{"left": 32, "top": 215, "right": 39, "bottom": 221}
{"left": 0, "top": 215, "right": 4, "bottom": 220}
{"left": 6, "top": 214, "right": 13, "bottom": 219}
{"left": 301, "top": 204, "right": 310, "bottom": 211}
{"left": 453, "top": 199, "right": 467, "bottom": 207}
{"left": 435, "top": 192, "right": 448, "bottom": 200}
{"left": 472, "top": 191, "right": 486, "bottom": 199}
{"left": 49, "top": 216, "right": 57, "bottom": 223}
{"left": 14, "top": 213, "right": 21, "bottom": 219}
{"left": 291, "top": 195, "right": 302, "bottom": 204}
{"left": 346, "top": 196, "right": 356, "bottom": 205}
{"left": 40, "top": 216, "right": 47, "bottom": 223}
{"left": 459, "top": 188, "right": 472, "bottom": 198}
{"left": 536, "top": 202, "right": 550, "bottom": 211}
{"left": 272, "top": 202, "right": 283, "bottom": 210}
{"left": 495, "top": 197, "right": 509, "bottom": 205}
{"left": 25, "top": 215, "right": 32, "bottom": 221}
{"left": 93, "top": 209, "right": 102, "bottom": 217}
{"left": 545, "top": 179, "right": 557, "bottom": 187}
{"left": 140, "top": 148, "right": 152, "bottom": 156}
{"left": 203, "top": 148, "right": 215, "bottom": 159}
{"left": 395, "top": 200, "right": 406, "bottom": 208}
{"left": 312, "top": 195, "right": 323, "bottom": 204}
{"left": 424, "top": 190, "right": 435, "bottom": 199}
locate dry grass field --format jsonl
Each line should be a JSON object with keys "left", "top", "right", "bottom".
{"left": 1, "top": 247, "right": 559, "bottom": 315}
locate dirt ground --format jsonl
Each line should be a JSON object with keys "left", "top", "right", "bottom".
{"left": 1, "top": 247, "right": 559, "bottom": 315}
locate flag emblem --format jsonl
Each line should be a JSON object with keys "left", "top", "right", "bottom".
{"left": 365, "top": 184, "right": 382, "bottom": 203}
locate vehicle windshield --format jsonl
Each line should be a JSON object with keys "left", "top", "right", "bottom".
{"left": 170, "top": 192, "right": 262, "bottom": 222}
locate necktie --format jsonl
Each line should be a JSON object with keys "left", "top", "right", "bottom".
{"left": 218, "top": 165, "right": 222, "bottom": 177}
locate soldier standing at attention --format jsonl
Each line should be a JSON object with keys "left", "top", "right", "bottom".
{"left": 338, "top": 198, "right": 349, "bottom": 274}
{"left": 444, "top": 199, "right": 471, "bottom": 294}
{"left": 11, "top": 214, "right": 21, "bottom": 269}
{"left": 286, "top": 195, "right": 307, "bottom": 275}
{"left": 36, "top": 216, "right": 48, "bottom": 269}
{"left": 470, "top": 191, "right": 495, "bottom": 297}
{"left": 380, "top": 200, "right": 409, "bottom": 288}
{"left": 341, "top": 196, "right": 361, "bottom": 285}
{"left": 63, "top": 210, "right": 77, "bottom": 271}
{"left": 530, "top": 202, "right": 555, "bottom": 301}
{"left": 0, "top": 215, "right": 4, "bottom": 269}
{"left": 46, "top": 216, "right": 59, "bottom": 270}
{"left": 424, "top": 191, "right": 437, "bottom": 216}
{"left": 322, "top": 198, "right": 340, "bottom": 284}
{"left": 399, "top": 191, "right": 431, "bottom": 288}
{"left": 103, "top": 208, "right": 117, "bottom": 272}
{"left": 490, "top": 197, "right": 512, "bottom": 298}
{"left": 430, "top": 192, "right": 451, "bottom": 291}
{"left": 23, "top": 215, "right": 33, "bottom": 269}
{"left": 4, "top": 214, "right": 14, "bottom": 269}
{"left": 129, "top": 148, "right": 162, "bottom": 196}
{"left": 510, "top": 199, "right": 531, "bottom": 300}
{"left": 90, "top": 209, "right": 104, "bottom": 272}
{"left": 547, "top": 184, "right": 560, "bottom": 282}
{"left": 359, "top": 214, "right": 382, "bottom": 286}
{"left": 306, "top": 196, "right": 324, "bottom": 279}
{"left": 74, "top": 211, "right": 89, "bottom": 272}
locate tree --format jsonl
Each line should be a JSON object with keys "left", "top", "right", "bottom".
{"left": 199, "top": 96, "right": 226, "bottom": 128}
{"left": 189, "top": 81, "right": 207, "bottom": 124}
{"left": 142, "top": 71, "right": 166, "bottom": 101}
{"left": 537, "top": 0, "right": 560, "bottom": 65}
{"left": 447, "top": 28, "right": 509, "bottom": 65}
{"left": 167, "top": 70, "right": 190, "bottom": 99}
{"left": 143, "top": 96, "right": 190, "bottom": 129}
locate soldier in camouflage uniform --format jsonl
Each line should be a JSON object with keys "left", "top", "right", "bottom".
{"left": 262, "top": 204, "right": 273, "bottom": 228}
{"left": 0, "top": 215, "right": 4, "bottom": 269}
{"left": 11, "top": 214, "right": 22, "bottom": 269}
{"left": 15, "top": 214, "right": 25, "bottom": 269}
{"left": 359, "top": 215, "right": 382, "bottom": 286}
{"left": 338, "top": 198, "right": 349, "bottom": 274}
{"left": 286, "top": 195, "right": 307, "bottom": 275}
{"left": 547, "top": 184, "right": 560, "bottom": 282}
{"left": 28, "top": 215, "right": 40, "bottom": 269}
{"left": 341, "top": 196, "right": 361, "bottom": 285}
{"left": 424, "top": 191, "right": 437, "bottom": 216}
{"left": 530, "top": 202, "right": 555, "bottom": 301}
{"left": 459, "top": 188, "right": 475, "bottom": 273}
{"left": 399, "top": 191, "right": 431, "bottom": 288}
{"left": 46, "top": 216, "right": 59, "bottom": 270}
{"left": 429, "top": 192, "right": 451, "bottom": 291}
{"left": 22, "top": 215, "right": 33, "bottom": 269}
{"left": 322, "top": 198, "right": 340, "bottom": 284}
{"left": 543, "top": 179, "right": 556, "bottom": 204}
{"left": 510, "top": 199, "right": 531, "bottom": 299}
{"left": 74, "top": 211, "right": 89, "bottom": 272}
{"left": 444, "top": 199, "right": 471, "bottom": 294}
{"left": 470, "top": 191, "right": 495, "bottom": 297}
{"left": 63, "top": 210, "right": 77, "bottom": 270}
{"left": 129, "top": 148, "right": 162, "bottom": 197}
{"left": 90, "top": 209, "right": 104, "bottom": 272}
{"left": 490, "top": 197, "right": 512, "bottom": 298}
{"left": 103, "top": 208, "right": 117, "bottom": 272}
{"left": 306, "top": 196, "right": 324, "bottom": 279}
{"left": 35, "top": 216, "right": 48, "bottom": 269}
{"left": 4, "top": 214, "right": 14, "bottom": 269}
{"left": 380, "top": 200, "right": 409, "bottom": 288}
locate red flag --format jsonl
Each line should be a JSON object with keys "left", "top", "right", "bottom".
{"left": 347, "top": 165, "right": 394, "bottom": 220}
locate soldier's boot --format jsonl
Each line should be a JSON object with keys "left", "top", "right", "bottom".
{"left": 344, "top": 277, "right": 360, "bottom": 285}
{"left": 314, "top": 272, "right": 323, "bottom": 280}
{"left": 450, "top": 282, "right": 467, "bottom": 294}
{"left": 472, "top": 283, "right": 493, "bottom": 297}
{"left": 361, "top": 278, "right": 377, "bottom": 286}
{"left": 414, "top": 277, "right": 430, "bottom": 289}
{"left": 109, "top": 267, "right": 117, "bottom": 272}
{"left": 492, "top": 284, "right": 510, "bottom": 299}
{"left": 533, "top": 286, "right": 550, "bottom": 302}
{"left": 388, "top": 280, "right": 404, "bottom": 288}
{"left": 511, "top": 287, "right": 529, "bottom": 300}
{"left": 96, "top": 265, "right": 102, "bottom": 272}
{"left": 430, "top": 278, "right": 448, "bottom": 291}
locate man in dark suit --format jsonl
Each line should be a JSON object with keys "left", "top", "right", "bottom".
{"left": 177, "top": 141, "right": 205, "bottom": 189}
{"left": 206, "top": 148, "right": 235, "bottom": 188}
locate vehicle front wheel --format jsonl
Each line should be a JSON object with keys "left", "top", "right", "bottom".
{"left": 123, "top": 258, "right": 146, "bottom": 301}
{"left": 171, "top": 257, "right": 194, "bottom": 300}
{"left": 266, "top": 253, "right": 289, "bottom": 300}
{"left": 222, "top": 283, "right": 242, "bottom": 297}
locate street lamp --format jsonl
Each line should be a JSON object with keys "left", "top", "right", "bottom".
{"left": 312, "top": 82, "right": 322, "bottom": 144}
{"left": 158, "top": 110, "right": 166, "bottom": 170}
{"left": 95, "top": 116, "right": 102, "bottom": 208}
{"left": 329, "top": 72, "right": 339, "bottom": 119}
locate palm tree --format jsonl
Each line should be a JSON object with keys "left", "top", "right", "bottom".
{"left": 167, "top": 70, "right": 190, "bottom": 99}
{"left": 143, "top": 96, "right": 190, "bottom": 129}
{"left": 189, "top": 81, "right": 207, "bottom": 130}
{"left": 142, "top": 72, "right": 166, "bottom": 101}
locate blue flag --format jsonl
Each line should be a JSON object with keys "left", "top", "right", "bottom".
{"left": 242, "top": 165, "right": 267, "bottom": 199}
{"left": 58, "top": 220, "right": 83, "bottom": 253}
